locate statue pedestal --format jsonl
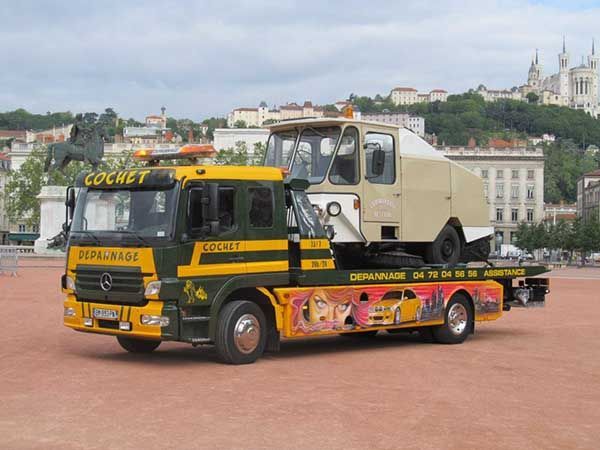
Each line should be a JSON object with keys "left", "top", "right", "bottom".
{"left": 34, "top": 185, "right": 67, "bottom": 255}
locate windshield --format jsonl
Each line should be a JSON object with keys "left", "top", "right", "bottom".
{"left": 264, "top": 130, "right": 298, "bottom": 167}
{"left": 290, "top": 127, "right": 341, "bottom": 184}
{"left": 71, "top": 186, "right": 178, "bottom": 240}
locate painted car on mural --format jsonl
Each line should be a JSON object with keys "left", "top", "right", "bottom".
{"left": 367, "top": 289, "right": 422, "bottom": 325}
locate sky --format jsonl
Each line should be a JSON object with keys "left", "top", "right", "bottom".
{"left": 1, "top": 0, "right": 599, "bottom": 121}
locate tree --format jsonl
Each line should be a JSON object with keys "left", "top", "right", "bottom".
{"left": 526, "top": 92, "right": 539, "bottom": 104}
{"left": 214, "top": 141, "right": 265, "bottom": 166}
{"left": 233, "top": 120, "right": 247, "bottom": 129}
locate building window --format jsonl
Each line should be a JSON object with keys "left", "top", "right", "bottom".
{"left": 496, "top": 208, "right": 504, "bottom": 222}
{"left": 527, "top": 169, "right": 535, "bottom": 180}
{"left": 481, "top": 169, "right": 488, "bottom": 179}
{"left": 32, "top": 225, "right": 39, "bottom": 233}
{"left": 18, "top": 224, "right": 26, "bottom": 232}
{"left": 527, "top": 209, "right": 534, "bottom": 222}
{"left": 496, "top": 169, "right": 504, "bottom": 179}
{"left": 483, "top": 183, "right": 489, "bottom": 199}
{"left": 511, "top": 208, "right": 518, "bottom": 222}
{"left": 511, "top": 169, "right": 519, "bottom": 179}
{"left": 511, "top": 184, "right": 519, "bottom": 199}
{"left": 496, "top": 183, "right": 504, "bottom": 199}
{"left": 527, "top": 184, "right": 535, "bottom": 200}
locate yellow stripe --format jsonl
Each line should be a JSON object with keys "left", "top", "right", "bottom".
{"left": 299, "top": 239, "right": 330, "bottom": 250}
{"left": 258, "top": 287, "right": 284, "bottom": 330}
{"left": 301, "top": 259, "right": 336, "bottom": 270}
{"left": 246, "top": 240, "right": 288, "bottom": 251}
{"left": 178, "top": 260, "right": 289, "bottom": 278}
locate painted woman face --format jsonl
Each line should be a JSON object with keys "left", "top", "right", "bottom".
{"left": 333, "top": 301, "right": 352, "bottom": 328}
{"left": 308, "top": 293, "right": 332, "bottom": 323}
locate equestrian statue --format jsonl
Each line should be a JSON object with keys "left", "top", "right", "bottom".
{"left": 44, "top": 113, "right": 106, "bottom": 173}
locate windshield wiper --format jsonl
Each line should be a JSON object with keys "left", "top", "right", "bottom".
{"left": 71, "top": 230, "right": 101, "bottom": 246}
{"left": 102, "top": 230, "right": 152, "bottom": 246}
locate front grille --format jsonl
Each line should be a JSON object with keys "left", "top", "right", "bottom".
{"left": 75, "top": 265, "right": 146, "bottom": 305}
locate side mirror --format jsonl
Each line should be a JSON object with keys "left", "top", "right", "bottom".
{"left": 64, "top": 186, "right": 76, "bottom": 232}
{"left": 365, "top": 143, "right": 385, "bottom": 177}
{"left": 202, "top": 183, "right": 220, "bottom": 235}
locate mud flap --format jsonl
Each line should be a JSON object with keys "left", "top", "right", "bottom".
{"left": 504, "top": 277, "right": 549, "bottom": 310}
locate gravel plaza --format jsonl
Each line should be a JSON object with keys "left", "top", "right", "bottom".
{"left": 1, "top": 260, "right": 599, "bottom": 450}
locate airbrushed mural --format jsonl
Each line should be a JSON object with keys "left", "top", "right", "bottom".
{"left": 284, "top": 282, "right": 502, "bottom": 337}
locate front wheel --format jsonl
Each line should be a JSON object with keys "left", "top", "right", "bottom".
{"left": 426, "top": 225, "right": 461, "bottom": 266}
{"left": 431, "top": 294, "right": 473, "bottom": 344}
{"left": 116, "top": 336, "right": 161, "bottom": 353}
{"left": 215, "top": 300, "right": 266, "bottom": 364}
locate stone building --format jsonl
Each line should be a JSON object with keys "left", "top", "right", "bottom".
{"left": 521, "top": 39, "right": 599, "bottom": 117}
{"left": 437, "top": 145, "right": 545, "bottom": 251}
{"left": 360, "top": 112, "right": 425, "bottom": 137}
{"left": 227, "top": 101, "right": 325, "bottom": 128}
{"left": 577, "top": 169, "right": 600, "bottom": 222}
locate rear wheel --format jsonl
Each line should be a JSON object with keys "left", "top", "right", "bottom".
{"left": 116, "top": 336, "right": 161, "bottom": 353}
{"left": 431, "top": 294, "right": 473, "bottom": 344}
{"left": 215, "top": 300, "right": 266, "bottom": 364}
{"left": 426, "top": 225, "right": 461, "bottom": 266}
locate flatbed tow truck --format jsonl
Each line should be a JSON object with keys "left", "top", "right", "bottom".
{"left": 61, "top": 144, "right": 550, "bottom": 364}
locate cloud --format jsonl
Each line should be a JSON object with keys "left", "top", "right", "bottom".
{"left": 0, "top": 0, "right": 598, "bottom": 120}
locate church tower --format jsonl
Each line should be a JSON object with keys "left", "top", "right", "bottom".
{"left": 588, "top": 39, "right": 599, "bottom": 110}
{"left": 528, "top": 49, "right": 543, "bottom": 90}
{"left": 559, "top": 37, "right": 570, "bottom": 97}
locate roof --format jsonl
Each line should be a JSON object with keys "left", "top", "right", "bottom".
{"left": 280, "top": 103, "right": 302, "bottom": 110}
{"left": 392, "top": 87, "right": 417, "bottom": 92}
{"left": 303, "top": 101, "right": 313, "bottom": 108}
{"left": 430, "top": 89, "right": 448, "bottom": 93}
{"left": 266, "top": 117, "right": 402, "bottom": 130}
{"left": 146, "top": 115, "right": 163, "bottom": 120}
{"left": 583, "top": 169, "right": 600, "bottom": 177}
{"left": 0, "top": 130, "right": 26, "bottom": 139}
{"left": 233, "top": 107, "right": 259, "bottom": 112}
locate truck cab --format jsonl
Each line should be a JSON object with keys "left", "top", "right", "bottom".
{"left": 263, "top": 117, "right": 493, "bottom": 267}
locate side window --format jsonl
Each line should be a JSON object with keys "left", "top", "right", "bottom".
{"left": 329, "top": 127, "right": 359, "bottom": 185}
{"left": 188, "top": 186, "right": 235, "bottom": 233}
{"left": 365, "top": 133, "right": 395, "bottom": 184}
{"left": 188, "top": 188, "right": 204, "bottom": 229}
{"left": 248, "top": 187, "right": 273, "bottom": 228}
{"left": 404, "top": 290, "right": 416, "bottom": 300}
{"left": 218, "top": 187, "right": 235, "bottom": 232}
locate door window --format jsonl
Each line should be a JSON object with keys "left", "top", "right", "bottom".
{"left": 248, "top": 187, "right": 274, "bottom": 228}
{"left": 189, "top": 186, "right": 236, "bottom": 234}
{"left": 365, "top": 133, "right": 395, "bottom": 184}
{"left": 329, "top": 127, "right": 359, "bottom": 185}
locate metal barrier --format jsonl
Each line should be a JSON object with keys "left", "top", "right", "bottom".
{"left": 0, "top": 245, "right": 34, "bottom": 276}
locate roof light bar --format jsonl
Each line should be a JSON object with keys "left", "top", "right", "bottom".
{"left": 133, "top": 144, "right": 216, "bottom": 162}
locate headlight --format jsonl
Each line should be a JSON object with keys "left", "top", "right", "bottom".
{"left": 65, "top": 276, "right": 76, "bottom": 292}
{"left": 144, "top": 280, "right": 161, "bottom": 296}
{"left": 141, "top": 315, "right": 170, "bottom": 327}
{"left": 64, "top": 307, "right": 76, "bottom": 317}
{"left": 326, "top": 201, "right": 342, "bottom": 217}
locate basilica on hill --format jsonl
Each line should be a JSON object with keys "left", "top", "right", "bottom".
{"left": 521, "top": 38, "right": 599, "bottom": 118}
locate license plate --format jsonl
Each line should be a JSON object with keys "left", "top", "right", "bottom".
{"left": 93, "top": 308, "right": 119, "bottom": 320}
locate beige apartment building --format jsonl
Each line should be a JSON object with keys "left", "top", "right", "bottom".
{"left": 390, "top": 87, "right": 448, "bottom": 106}
{"left": 227, "top": 101, "right": 325, "bottom": 127}
{"left": 438, "top": 145, "right": 545, "bottom": 251}
{"left": 0, "top": 153, "right": 10, "bottom": 244}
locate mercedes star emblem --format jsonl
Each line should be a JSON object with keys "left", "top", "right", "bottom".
{"left": 100, "top": 272, "right": 113, "bottom": 291}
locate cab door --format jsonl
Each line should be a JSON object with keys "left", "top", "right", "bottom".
{"left": 179, "top": 181, "right": 246, "bottom": 277}
{"left": 243, "top": 181, "right": 289, "bottom": 274}
{"left": 362, "top": 131, "right": 402, "bottom": 225}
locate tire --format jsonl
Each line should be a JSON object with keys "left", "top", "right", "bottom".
{"left": 425, "top": 225, "right": 462, "bottom": 266}
{"left": 339, "top": 330, "right": 378, "bottom": 338}
{"left": 116, "top": 336, "right": 161, "bottom": 353}
{"left": 215, "top": 300, "right": 266, "bottom": 365}
{"left": 431, "top": 294, "right": 473, "bottom": 344}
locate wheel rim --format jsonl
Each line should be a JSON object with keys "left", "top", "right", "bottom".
{"left": 447, "top": 303, "right": 468, "bottom": 335}
{"left": 441, "top": 239, "right": 455, "bottom": 259}
{"left": 233, "top": 313, "right": 261, "bottom": 354}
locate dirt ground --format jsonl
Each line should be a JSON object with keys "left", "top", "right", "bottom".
{"left": 1, "top": 261, "right": 599, "bottom": 450}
